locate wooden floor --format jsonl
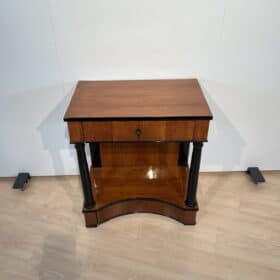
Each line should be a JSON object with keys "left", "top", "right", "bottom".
{"left": 0, "top": 172, "right": 279, "bottom": 280}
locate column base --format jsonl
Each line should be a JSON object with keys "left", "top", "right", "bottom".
{"left": 83, "top": 199, "right": 198, "bottom": 227}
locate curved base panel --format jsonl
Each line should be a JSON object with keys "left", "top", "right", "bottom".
{"left": 83, "top": 199, "right": 198, "bottom": 227}
{"left": 83, "top": 143, "right": 198, "bottom": 227}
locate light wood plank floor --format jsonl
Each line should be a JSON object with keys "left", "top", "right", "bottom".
{"left": 0, "top": 172, "right": 279, "bottom": 280}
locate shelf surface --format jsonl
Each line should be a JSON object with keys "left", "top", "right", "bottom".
{"left": 90, "top": 166, "right": 191, "bottom": 209}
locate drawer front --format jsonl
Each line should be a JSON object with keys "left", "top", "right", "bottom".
{"left": 83, "top": 121, "right": 112, "bottom": 141}
{"left": 113, "top": 121, "right": 166, "bottom": 141}
{"left": 165, "top": 120, "right": 195, "bottom": 141}
{"left": 69, "top": 120, "right": 209, "bottom": 142}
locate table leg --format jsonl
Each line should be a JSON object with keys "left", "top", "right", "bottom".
{"left": 186, "top": 142, "right": 203, "bottom": 207}
{"left": 75, "top": 143, "right": 95, "bottom": 208}
{"left": 89, "top": 142, "right": 101, "bottom": 167}
{"left": 178, "top": 142, "right": 190, "bottom": 166}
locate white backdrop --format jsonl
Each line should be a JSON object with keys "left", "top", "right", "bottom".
{"left": 0, "top": 0, "right": 279, "bottom": 176}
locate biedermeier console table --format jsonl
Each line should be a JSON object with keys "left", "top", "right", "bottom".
{"left": 64, "top": 79, "right": 212, "bottom": 227}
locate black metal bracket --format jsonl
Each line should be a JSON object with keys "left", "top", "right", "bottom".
{"left": 247, "top": 167, "right": 265, "bottom": 184}
{"left": 13, "top": 173, "right": 31, "bottom": 191}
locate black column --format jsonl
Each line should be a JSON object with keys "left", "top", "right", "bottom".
{"left": 75, "top": 143, "right": 95, "bottom": 208}
{"left": 186, "top": 142, "right": 203, "bottom": 207}
{"left": 178, "top": 142, "right": 190, "bottom": 166}
{"left": 89, "top": 142, "right": 101, "bottom": 167}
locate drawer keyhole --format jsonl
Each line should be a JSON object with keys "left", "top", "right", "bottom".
{"left": 135, "top": 128, "right": 142, "bottom": 138}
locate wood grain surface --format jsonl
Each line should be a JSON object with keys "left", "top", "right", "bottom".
{"left": 85, "top": 142, "right": 193, "bottom": 226}
{"left": 64, "top": 79, "right": 213, "bottom": 120}
{"left": 69, "top": 120, "right": 209, "bottom": 142}
{"left": 64, "top": 79, "right": 212, "bottom": 226}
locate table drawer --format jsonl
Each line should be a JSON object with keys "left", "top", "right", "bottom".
{"left": 113, "top": 121, "right": 166, "bottom": 141}
{"left": 68, "top": 120, "right": 209, "bottom": 142}
{"left": 82, "top": 121, "right": 166, "bottom": 141}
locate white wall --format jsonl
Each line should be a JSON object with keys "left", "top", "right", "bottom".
{"left": 0, "top": 0, "right": 279, "bottom": 176}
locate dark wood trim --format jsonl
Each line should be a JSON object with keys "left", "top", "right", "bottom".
{"left": 178, "top": 142, "right": 190, "bottom": 166}
{"left": 75, "top": 143, "right": 95, "bottom": 208}
{"left": 186, "top": 142, "right": 203, "bottom": 207}
{"left": 64, "top": 116, "right": 213, "bottom": 122}
{"left": 89, "top": 143, "right": 101, "bottom": 167}
{"left": 83, "top": 198, "right": 198, "bottom": 227}
{"left": 84, "top": 140, "right": 208, "bottom": 143}
{"left": 83, "top": 197, "right": 198, "bottom": 213}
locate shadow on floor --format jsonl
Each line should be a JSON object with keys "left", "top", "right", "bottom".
{"left": 37, "top": 86, "right": 83, "bottom": 214}
{"left": 197, "top": 81, "right": 246, "bottom": 213}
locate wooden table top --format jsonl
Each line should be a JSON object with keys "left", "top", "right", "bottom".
{"left": 64, "top": 79, "right": 212, "bottom": 121}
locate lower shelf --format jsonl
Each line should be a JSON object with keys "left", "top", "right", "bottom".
{"left": 83, "top": 166, "right": 198, "bottom": 227}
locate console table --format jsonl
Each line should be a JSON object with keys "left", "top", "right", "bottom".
{"left": 64, "top": 79, "right": 212, "bottom": 227}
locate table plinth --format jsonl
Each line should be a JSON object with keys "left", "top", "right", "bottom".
{"left": 64, "top": 79, "right": 212, "bottom": 227}
{"left": 84, "top": 143, "right": 198, "bottom": 227}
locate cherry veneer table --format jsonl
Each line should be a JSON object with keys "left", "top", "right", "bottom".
{"left": 64, "top": 79, "right": 212, "bottom": 227}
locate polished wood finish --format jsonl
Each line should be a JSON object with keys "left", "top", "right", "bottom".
{"left": 84, "top": 163, "right": 196, "bottom": 227}
{"left": 84, "top": 200, "right": 197, "bottom": 227}
{"left": 100, "top": 142, "right": 179, "bottom": 168}
{"left": 84, "top": 211, "right": 98, "bottom": 227}
{"left": 68, "top": 122, "right": 83, "bottom": 143}
{"left": 194, "top": 120, "right": 210, "bottom": 141}
{"left": 165, "top": 120, "right": 195, "bottom": 141}
{"left": 69, "top": 120, "right": 209, "bottom": 142}
{"left": 91, "top": 166, "right": 187, "bottom": 208}
{"left": 64, "top": 79, "right": 212, "bottom": 120}
{"left": 65, "top": 79, "right": 212, "bottom": 226}
{"left": 113, "top": 121, "right": 166, "bottom": 141}
{"left": 83, "top": 121, "right": 112, "bottom": 142}
{"left": 85, "top": 142, "right": 196, "bottom": 226}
